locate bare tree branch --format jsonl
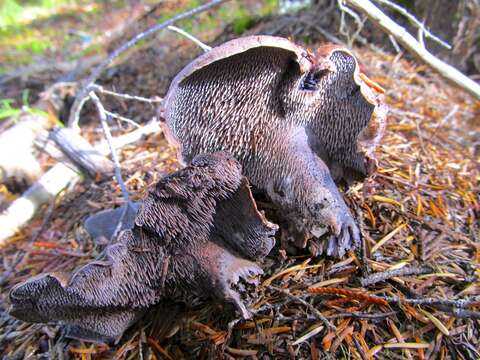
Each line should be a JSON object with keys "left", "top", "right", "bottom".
{"left": 372, "top": 0, "right": 452, "bottom": 49}
{"left": 360, "top": 266, "right": 432, "bottom": 287}
{"left": 342, "top": 0, "right": 480, "bottom": 100}
{"left": 91, "top": 84, "right": 163, "bottom": 104}
{"left": 68, "top": 0, "right": 229, "bottom": 129}
{"left": 167, "top": 25, "right": 212, "bottom": 52}
{"left": 89, "top": 91, "right": 130, "bottom": 203}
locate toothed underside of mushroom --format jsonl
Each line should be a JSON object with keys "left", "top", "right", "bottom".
{"left": 163, "top": 35, "right": 385, "bottom": 257}
{"left": 9, "top": 152, "right": 277, "bottom": 342}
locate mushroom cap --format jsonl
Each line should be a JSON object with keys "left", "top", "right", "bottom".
{"left": 315, "top": 44, "right": 387, "bottom": 175}
{"left": 166, "top": 35, "right": 314, "bottom": 99}
{"left": 162, "top": 35, "right": 386, "bottom": 182}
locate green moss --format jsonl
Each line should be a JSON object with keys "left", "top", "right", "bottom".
{"left": 0, "top": 0, "right": 74, "bottom": 29}
{"left": 233, "top": 14, "right": 254, "bottom": 35}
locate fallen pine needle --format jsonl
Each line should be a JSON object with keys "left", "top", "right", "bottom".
{"left": 147, "top": 338, "right": 175, "bottom": 360}
{"left": 372, "top": 195, "right": 405, "bottom": 211}
{"left": 307, "top": 287, "right": 388, "bottom": 306}
{"left": 225, "top": 346, "right": 258, "bottom": 356}
{"left": 247, "top": 326, "right": 291, "bottom": 342}
{"left": 384, "top": 342, "right": 430, "bottom": 349}
{"left": 263, "top": 260, "right": 323, "bottom": 286}
{"left": 190, "top": 321, "right": 217, "bottom": 336}
{"left": 366, "top": 344, "right": 383, "bottom": 357}
{"left": 310, "top": 276, "right": 349, "bottom": 288}
{"left": 292, "top": 324, "right": 324, "bottom": 345}
{"left": 371, "top": 223, "right": 407, "bottom": 254}
{"left": 418, "top": 308, "right": 450, "bottom": 336}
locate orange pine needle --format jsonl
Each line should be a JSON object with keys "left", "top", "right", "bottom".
{"left": 359, "top": 72, "right": 386, "bottom": 93}
{"left": 308, "top": 287, "right": 388, "bottom": 306}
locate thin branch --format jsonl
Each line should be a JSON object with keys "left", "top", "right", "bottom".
{"left": 268, "top": 286, "right": 336, "bottom": 330}
{"left": 68, "top": 0, "right": 229, "bottom": 129}
{"left": 104, "top": 110, "right": 141, "bottom": 129}
{"left": 360, "top": 266, "right": 432, "bottom": 287}
{"left": 381, "top": 295, "right": 480, "bottom": 308}
{"left": 167, "top": 25, "right": 212, "bottom": 52}
{"left": 89, "top": 91, "right": 130, "bottom": 203}
{"left": 342, "top": 0, "right": 480, "bottom": 99}
{"left": 327, "top": 311, "right": 397, "bottom": 320}
{"left": 91, "top": 84, "right": 163, "bottom": 104}
{"left": 372, "top": 0, "right": 452, "bottom": 49}
{"left": 338, "top": 0, "right": 363, "bottom": 26}
{"left": 388, "top": 34, "right": 401, "bottom": 53}
{"left": 338, "top": 0, "right": 365, "bottom": 46}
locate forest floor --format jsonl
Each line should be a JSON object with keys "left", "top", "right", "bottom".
{"left": 0, "top": 1, "right": 479, "bottom": 359}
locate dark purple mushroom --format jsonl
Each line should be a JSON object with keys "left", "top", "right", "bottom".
{"left": 9, "top": 152, "right": 277, "bottom": 343}
{"left": 162, "top": 35, "right": 386, "bottom": 257}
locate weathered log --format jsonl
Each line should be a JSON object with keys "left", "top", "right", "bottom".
{"left": 49, "top": 127, "right": 114, "bottom": 179}
{"left": 0, "top": 83, "right": 75, "bottom": 184}
{"left": 0, "top": 120, "right": 161, "bottom": 245}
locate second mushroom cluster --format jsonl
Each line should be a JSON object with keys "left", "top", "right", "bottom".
{"left": 8, "top": 35, "right": 385, "bottom": 343}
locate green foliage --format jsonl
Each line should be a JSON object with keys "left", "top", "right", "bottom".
{"left": 0, "top": 0, "right": 71, "bottom": 29}
{"left": 0, "top": 90, "right": 49, "bottom": 121}
{"left": 0, "top": 0, "right": 22, "bottom": 28}
{"left": 0, "top": 99, "right": 21, "bottom": 120}
{"left": 14, "top": 37, "right": 53, "bottom": 54}
{"left": 232, "top": 14, "right": 254, "bottom": 35}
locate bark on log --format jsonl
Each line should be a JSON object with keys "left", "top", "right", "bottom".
{"left": 49, "top": 127, "right": 114, "bottom": 179}
{"left": 0, "top": 120, "right": 161, "bottom": 245}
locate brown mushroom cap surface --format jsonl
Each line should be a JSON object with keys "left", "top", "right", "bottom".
{"left": 9, "top": 152, "right": 277, "bottom": 343}
{"left": 162, "top": 35, "right": 386, "bottom": 257}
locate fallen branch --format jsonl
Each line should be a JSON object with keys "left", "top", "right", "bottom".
{"left": 381, "top": 295, "right": 480, "bottom": 308}
{"left": 342, "top": 0, "right": 480, "bottom": 99}
{"left": 268, "top": 286, "right": 336, "bottom": 330}
{"left": 89, "top": 92, "right": 130, "bottom": 203}
{"left": 360, "top": 266, "right": 433, "bottom": 287}
{"left": 0, "top": 120, "right": 161, "bottom": 245}
{"left": 90, "top": 84, "right": 163, "bottom": 104}
{"left": 0, "top": 110, "right": 50, "bottom": 183}
{"left": 372, "top": 0, "right": 451, "bottom": 49}
{"left": 0, "top": 83, "right": 76, "bottom": 184}
{"left": 89, "top": 91, "right": 132, "bottom": 240}
{"left": 68, "top": 0, "right": 229, "bottom": 129}
{"left": 49, "top": 127, "right": 114, "bottom": 179}
{"left": 167, "top": 25, "right": 212, "bottom": 52}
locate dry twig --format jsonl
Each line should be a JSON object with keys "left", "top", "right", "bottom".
{"left": 372, "top": 0, "right": 451, "bottom": 49}
{"left": 342, "top": 0, "right": 480, "bottom": 99}
{"left": 360, "top": 266, "right": 433, "bottom": 287}
{"left": 268, "top": 286, "right": 336, "bottom": 331}
{"left": 68, "top": 0, "right": 229, "bottom": 129}
{"left": 167, "top": 25, "right": 212, "bottom": 52}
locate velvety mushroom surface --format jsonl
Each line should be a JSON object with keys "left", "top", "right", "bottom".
{"left": 162, "top": 35, "right": 387, "bottom": 257}
{"left": 9, "top": 152, "right": 277, "bottom": 343}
